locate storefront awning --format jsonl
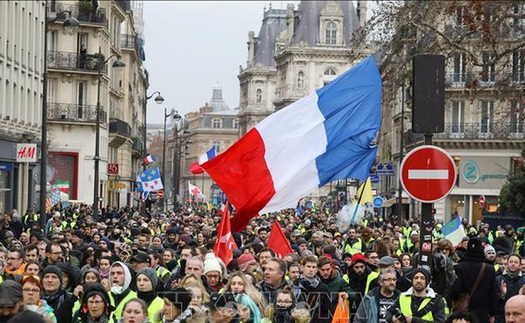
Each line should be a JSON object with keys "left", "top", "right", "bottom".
{"left": 383, "top": 197, "right": 410, "bottom": 208}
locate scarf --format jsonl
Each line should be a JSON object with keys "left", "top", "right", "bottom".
{"left": 301, "top": 275, "right": 320, "bottom": 288}
{"left": 137, "top": 290, "right": 157, "bottom": 307}
{"left": 41, "top": 288, "right": 66, "bottom": 311}
{"left": 273, "top": 306, "right": 293, "bottom": 323}
{"left": 504, "top": 269, "right": 522, "bottom": 280}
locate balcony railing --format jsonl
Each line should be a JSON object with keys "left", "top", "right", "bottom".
{"left": 404, "top": 122, "right": 524, "bottom": 145}
{"left": 446, "top": 72, "right": 525, "bottom": 88}
{"left": 109, "top": 118, "right": 131, "bottom": 138}
{"left": 132, "top": 137, "right": 144, "bottom": 154}
{"left": 48, "top": 102, "right": 106, "bottom": 123}
{"left": 49, "top": 1, "right": 107, "bottom": 25}
{"left": 47, "top": 51, "right": 108, "bottom": 73}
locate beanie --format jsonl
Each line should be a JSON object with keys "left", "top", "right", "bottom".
{"left": 137, "top": 267, "right": 158, "bottom": 290}
{"left": 237, "top": 254, "right": 256, "bottom": 271}
{"left": 351, "top": 253, "right": 367, "bottom": 266}
{"left": 42, "top": 265, "right": 63, "bottom": 285}
{"left": 204, "top": 253, "right": 222, "bottom": 275}
{"left": 467, "top": 237, "right": 485, "bottom": 258}
{"left": 412, "top": 267, "right": 431, "bottom": 286}
{"left": 484, "top": 244, "right": 496, "bottom": 255}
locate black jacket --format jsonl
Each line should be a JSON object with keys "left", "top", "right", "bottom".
{"left": 451, "top": 255, "right": 497, "bottom": 323}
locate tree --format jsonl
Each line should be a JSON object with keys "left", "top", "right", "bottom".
{"left": 499, "top": 148, "right": 525, "bottom": 216}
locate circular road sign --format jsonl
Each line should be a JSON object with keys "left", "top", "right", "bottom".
{"left": 157, "top": 190, "right": 165, "bottom": 199}
{"left": 373, "top": 196, "right": 384, "bottom": 208}
{"left": 479, "top": 195, "right": 485, "bottom": 208}
{"left": 400, "top": 145, "right": 456, "bottom": 203}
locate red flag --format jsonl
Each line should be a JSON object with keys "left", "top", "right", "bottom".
{"left": 213, "top": 202, "right": 237, "bottom": 265}
{"left": 267, "top": 220, "right": 293, "bottom": 258}
{"left": 189, "top": 162, "right": 204, "bottom": 174}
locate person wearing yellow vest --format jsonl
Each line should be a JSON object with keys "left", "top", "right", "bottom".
{"left": 343, "top": 227, "right": 363, "bottom": 255}
{"left": 108, "top": 261, "right": 137, "bottom": 321}
{"left": 136, "top": 267, "right": 164, "bottom": 323}
{"left": 385, "top": 267, "right": 446, "bottom": 323}
{"left": 343, "top": 253, "right": 379, "bottom": 309}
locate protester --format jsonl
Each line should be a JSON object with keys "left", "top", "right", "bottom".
{"left": 355, "top": 268, "right": 400, "bottom": 323}
{"left": 21, "top": 275, "right": 56, "bottom": 323}
{"left": 72, "top": 283, "right": 112, "bottom": 323}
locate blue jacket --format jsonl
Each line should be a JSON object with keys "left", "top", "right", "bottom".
{"left": 354, "top": 286, "right": 400, "bottom": 323}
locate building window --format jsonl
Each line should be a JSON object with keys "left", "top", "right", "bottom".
{"left": 212, "top": 118, "right": 222, "bottom": 129}
{"left": 297, "top": 71, "right": 305, "bottom": 89}
{"left": 513, "top": 51, "right": 525, "bottom": 83}
{"left": 479, "top": 100, "right": 494, "bottom": 135}
{"left": 451, "top": 101, "right": 465, "bottom": 135}
{"left": 481, "top": 52, "right": 495, "bottom": 83}
{"left": 324, "top": 68, "right": 337, "bottom": 76}
{"left": 510, "top": 100, "right": 524, "bottom": 135}
{"left": 256, "top": 89, "right": 262, "bottom": 103}
{"left": 452, "top": 53, "right": 467, "bottom": 85}
{"left": 326, "top": 21, "right": 337, "bottom": 45}
{"left": 513, "top": 3, "right": 525, "bottom": 35}
{"left": 233, "top": 119, "right": 239, "bottom": 129}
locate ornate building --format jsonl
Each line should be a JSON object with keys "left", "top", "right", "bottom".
{"left": 377, "top": 1, "right": 525, "bottom": 223}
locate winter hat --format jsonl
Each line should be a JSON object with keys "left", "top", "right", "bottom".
{"left": 296, "top": 238, "right": 307, "bottom": 246}
{"left": 161, "top": 287, "right": 192, "bottom": 312}
{"left": 7, "top": 311, "right": 46, "bottom": 323}
{"left": 412, "top": 267, "right": 431, "bottom": 286}
{"left": 237, "top": 254, "right": 257, "bottom": 271}
{"left": 378, "top": 256, "right": 396, "bottom": 267}
{"left": 179, "top": 234, "right": 194, "bottom": 245}
{"left": 42, "top": 265, "right": 63, "bottom": 284}
{"left": 204, "top": 253, "right": 222, "bottom": 275}
{"left": 467, "top": 237, "right": 485, "bottom": 258}
{"left": 484, "top": 245, "right": 496, "bottom": 255}
{"left": 351, "top": 253, "right": 367, "bottom": 266}
{"left": 0, "top": 280, "right": 23, "bottom": 306}
{"left": 137, "top": 267, "right": 159, "bottom": 290}
{"left": 82, "top": 283, "right": 111, "bottom": 314}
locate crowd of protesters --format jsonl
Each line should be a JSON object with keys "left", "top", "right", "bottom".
{"left": 0, "top": 203, "right": 523, "bottom": 323}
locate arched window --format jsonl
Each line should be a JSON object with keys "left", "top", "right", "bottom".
{"left": 297, "top": 71, "right": 305, "bottom": 89}
{"left": 326, "top": 21, "right": 337, "bottom": 45}
{"left": 256, "top": 89, "right": 262, "bottom": 103}
{"left": 324, "top": 68, "right": 337, "bottom": 76}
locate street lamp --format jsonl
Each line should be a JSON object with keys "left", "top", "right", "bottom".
{"left": 140, "top": 91, "right": 163, "bottom": 214}
{"left": 40, "top": 4, "right": 79, "bottom": 228}
{"left": 93, "top": 48, "right": 125, "bottom": 216}
{"left": 162, "top": 108, "right": 181, "bottom": 211}
{"left": 173, "top": 122, "right": 190, "bottom": 206}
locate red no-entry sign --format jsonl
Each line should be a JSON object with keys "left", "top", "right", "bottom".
{"left": 400, "top": 145, "right": 456, "bottom": 203}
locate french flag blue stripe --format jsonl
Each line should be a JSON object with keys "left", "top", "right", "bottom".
{"left": 315, "top": 57, "right": 382, "bottom": 185}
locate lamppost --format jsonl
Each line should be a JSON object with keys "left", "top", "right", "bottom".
{"left": 173, "top": 122, "right": 190, "bottom": 206}
{"left": 140, "top": 91, "right": 163, "bottom": 214}
{"left": 93, "top": 47, "right": 125, "bottom": 216}
{"left": 162, "top": 108, "right": 181, "bottom": 211}
{"left": 39, "top": 4, "right": 79, "bottom": 228}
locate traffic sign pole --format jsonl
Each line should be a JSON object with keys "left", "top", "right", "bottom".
{"left": 420, "top": 134, "right": 434, "bottom": 267}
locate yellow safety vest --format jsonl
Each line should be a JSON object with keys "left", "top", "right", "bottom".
{"left": 342, "top": 271, "right": 379, "bottom": 295}
{"left": 399, "top": 294, "right": 434, "bottom": 321}
{"left": 156, "top": 266, "right": 171, "bottom": 280}
{"left": 147, "top": 297, "right": 164, "bottom": 323}
{"left": 109, "top": 290, "right": 137, "bottom": 319}
{"left": 344, "top": 238, "right": 363, "bottom": 255}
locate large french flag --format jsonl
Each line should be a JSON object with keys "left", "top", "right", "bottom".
{"left": 202, "top": 56, "right": 382, "bottom": 232}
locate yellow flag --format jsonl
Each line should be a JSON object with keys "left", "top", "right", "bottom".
{"left": 356, "top": 177, "right": 373, "bottom": 204}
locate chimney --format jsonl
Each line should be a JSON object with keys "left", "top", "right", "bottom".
{"left": 247, "top": 31, "right": 255, "bottom": 66}
{"left": 357, "top": 0, "right": 367, "bottom": 28}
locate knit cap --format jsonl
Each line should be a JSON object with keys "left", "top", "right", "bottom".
{"left": 42, "top": 265, "right": 63, "bottom": 284}
{"left": 484, "top": 244, "right": 496, "bottom": 255}
{"left": 412, "top": 267, "right": 431, "bottom": 286}
{"left": 204, "top": 253, "right": 222, "bottom": 275}
{"left": 351, "top": 253, "right": 367, "bottom": 266}
{"left": 137, "top": 267, "right": 159, "bottom": 290}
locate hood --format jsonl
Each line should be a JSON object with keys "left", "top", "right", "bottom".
{"left": 403, "top": 286, "right": 438, "bottom": 298}
{"left": 109, "top": 261, "right": 132, "bottom": 291}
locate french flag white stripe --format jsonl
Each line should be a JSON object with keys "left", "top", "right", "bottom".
{"left": 257, "top": 93, "right": 327, "bottom": 214}
{"left": 408, "top": 169, "right": 449, "bottom": 180}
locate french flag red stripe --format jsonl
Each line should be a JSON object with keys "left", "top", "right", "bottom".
{"left": 203, "top": 129, "right": 275, "bottom": 232}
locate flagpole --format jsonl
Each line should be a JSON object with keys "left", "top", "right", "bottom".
{"left": 350, "top": 178, "right": 367, "bottom": 224}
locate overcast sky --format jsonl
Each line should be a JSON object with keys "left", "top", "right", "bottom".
{"left": 143, "top": 1, "right": 300, "bottom": 124}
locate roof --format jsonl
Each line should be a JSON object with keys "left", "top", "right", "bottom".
{"left": 209, "top": 83, "right": 230, "bottom": 112}
{"left": 253, "top": 8, "right": 288, "bottom": 67}
{"left": 291, "top": 1, "right": 360, "bottom": 46}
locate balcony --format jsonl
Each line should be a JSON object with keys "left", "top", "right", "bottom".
{"left": 109, "top": 118, "right": 131, "bottom": 148}
{"left": 47, "top": 51, "right": 107, "bottom": 74}
{"left": 132, "top": 137, "right": 144, "bottom": 157}
{"left": 47, "top": 102, "right": 106, "bottom": 124}
{"left": 48, "top": 1, "right": 107, "bottom": 25}
{"left": 404, "top": 122, "right": 524, "bottom": 146}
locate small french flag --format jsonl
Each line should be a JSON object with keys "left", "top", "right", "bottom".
{"left": 143, "top": 154, "right": 156, "bottom": 165}
{"left": 199, "top": 145, "right": 217, "bottom": 165}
